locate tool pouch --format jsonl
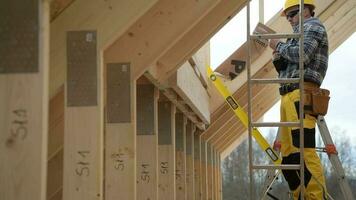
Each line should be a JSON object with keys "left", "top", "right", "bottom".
{"left": 311, "top": 88, "right": 330, "bottom": 116}
{"left": 304, "top": 88, "right": 330, "bottom": 116}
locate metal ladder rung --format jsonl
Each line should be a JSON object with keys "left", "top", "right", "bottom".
{"left": 251, "top": 122, "right": 300, "bottom": 127}
{"left": 253, "top": 164, "right": 301, "bottom": 170}
{"left": 251, "top": 78, "right": 300, "bottom": 84}
{"left": 250, "top": 33, "right": 301, "bottom": 40}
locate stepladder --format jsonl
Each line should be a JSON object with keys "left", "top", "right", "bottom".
{"left": 261, "top": 116, "right": 355, "bottom": 200}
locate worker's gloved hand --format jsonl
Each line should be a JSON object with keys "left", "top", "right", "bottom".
{"left": 272, "top": 52, "right": 287, "bottom": 74}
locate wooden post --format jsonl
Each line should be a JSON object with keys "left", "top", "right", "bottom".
{"left": 47, "top": 88, "right": 64, "bottom": 200}
{"left": 158, "top": 99, "right": 176, "bottom": 199}
{"left": 136, "top": 81, "right": 158, "bottom": 200}
{"left": 211, "top": 148, "right": 215, "bottom": 200}
{"left": 214, "top": 149, "right": 219, "bottom": 200}
{"left": 105, "top": 63, "right": 136, "bottom": 199}
{"left": 0, "top": 1, "right": 49, "bottom": 199}
{"left": 175, "top": 113, "right": 187, "bottom": 200}
{"left": 194, "top": 131, "right": 201, "bottom": 200}
{"left": 207, "top": 143, "right": 212, "bottom": 200}
{"left": 218, "top": 153, "right": 222, "bottom": 200}
{"left": 63, "top": 30, "right": 103, "bottom": 200}
{"left": 200, "top": 139, "right": 207, "bottom": 200}
{"left": 259, "top": 0, "right": 265, "bottom": 23}
{"left": 186, "top": 120, "right": 195, "bottom": 199}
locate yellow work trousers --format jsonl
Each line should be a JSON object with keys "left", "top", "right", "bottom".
{"left": 280, "top": 89, "right": 327, "bottom": 200}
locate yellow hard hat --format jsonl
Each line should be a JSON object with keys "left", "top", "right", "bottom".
{"left": 281, "top": 0, "right": 315, "bottom": 16}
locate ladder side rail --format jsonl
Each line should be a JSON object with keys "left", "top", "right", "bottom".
{"left": 246, "top": 1, "right": 254, "bottom": 199}
{"left": 298, "top": 1, "right": 306, "bottom": 199}
{"left": 317, "top": 116, "right": 355, "bottom": 200}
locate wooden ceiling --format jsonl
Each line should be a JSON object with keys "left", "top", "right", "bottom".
{"left": 48, "top": 0, "right": 356, "bottom": 157}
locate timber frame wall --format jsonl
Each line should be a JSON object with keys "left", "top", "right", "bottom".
{"left": 1, "top": 0, "right": 355, "bottom": 200}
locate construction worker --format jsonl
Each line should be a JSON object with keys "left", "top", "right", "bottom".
{"left": 268, "top": 0, "right": 329, "bottom": 199}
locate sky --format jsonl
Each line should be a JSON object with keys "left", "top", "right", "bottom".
{"left": 210, "top": 0, "right": 356, "bottom": 145}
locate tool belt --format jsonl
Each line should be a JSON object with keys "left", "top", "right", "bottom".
{"left": 279, "top": 82, "right": 330, "bottom": 116}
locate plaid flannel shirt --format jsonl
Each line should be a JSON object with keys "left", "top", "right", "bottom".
{"left": 276, "top": 17, "right": 329, "bottom": 86}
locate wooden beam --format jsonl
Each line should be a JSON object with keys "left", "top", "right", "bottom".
{"left": 218, "top": 154, "right": 223, "bottom": 200}
{"left": 48, "top": 87, "right": 64, "bottom": 160}
{"left": 214, "top": 150, "right": 220, "bottom": 200}
{"left": 219, "top": 134, "right": 242, "bottom": 159}
{"left": 188, "top": 57, "right": 208, "bottom": 89}
{"left": 194, "top": 131, "right": 202, "bottom": 200}
{"left": 218, "top": 132, "right": 242, "bottom": 153}
{"left": 50, "top": 0, "right": 75, "bottom": 22}
{"left": 49, "top": 190, "right": 62, "bottom": 200}
{"left": 200, "top": 139, "right": 208, "bottom": 200}
{"left": 47, "top": 149, "right": 63, "bottom": 200}
{"left": 104, "top": 0, "right": 223, "bottom": 81}
{"left": 210, "top": 118, "right": 242, "bottom": 146}
{"left": 330, "top": 17, "right": 356, "bottom": 52}
{"left": 149, "top": 0, "right": 247, "bottom": 83}
{"left": 136, "top": 82, "right": 159, "bottom": 199}
{"left": 206, "top": 143, "right": 213, "bottom": 200}
{"left": 215, "top": 128, "right": 241, "bottom": 153}
{"left": 259, "top": 0, "right": 264, "bottom": 23}
{"left": 105, "top": 63, "right": 136, "bottom": 199}
{"left": 63, "top": 31, "right": 103, "bottom": 200}
{"left": 221, "top": 133, "right": 247, "bottom": 160}
{"left": 191, "top": 43, "right": 211, "bottom": 88}
{"left": 175, "top": 113, "right": 187, "bottom": 200}
{"left": 185, "top": 120, "right": 195, "bottom": 199}
{"left": 0, "top": 1, "right": 49, "bottom": 199}
{"left": 325, "top": 0, "right": 356, "bottom": 51}
{"left": 211, "top": 149, "right": 216, "bottom": 200}
{"left": 50, "top": 0, "right": 158, "bottom": 98}
{"left": 169, "top": 62, "right": 210, "bottom": 124}
{"left": 148, "top": 84, "right": 205, "bottom": 130}
{"left": 158, "top": 101, "right": 176, "bottom": 199}
{"left": 47, "top": 87, "right": 64, "bottom": 200}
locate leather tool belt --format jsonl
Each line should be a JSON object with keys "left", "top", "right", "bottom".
{"left": 279, "top": 82, "right": 330, "bottom": 116}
